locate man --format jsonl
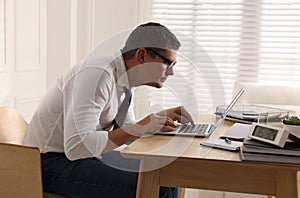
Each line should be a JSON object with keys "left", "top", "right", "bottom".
{"left": 23, "top": 22, "right": 194, "bottom": 198}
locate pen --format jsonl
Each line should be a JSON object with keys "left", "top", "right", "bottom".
{"left": 225, "top": 138, "right": 231, "bottom": 144}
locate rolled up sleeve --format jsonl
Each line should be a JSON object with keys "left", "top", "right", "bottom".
{"left": 63, "top": 66, "right": 113, "bottom": 160}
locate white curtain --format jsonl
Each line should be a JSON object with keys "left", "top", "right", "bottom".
{"left": 137, "top": 0, "right": 300, "bottom": 118}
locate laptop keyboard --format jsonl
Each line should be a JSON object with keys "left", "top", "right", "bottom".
{"left": 178, "top": 124, "right": 211, "bottom": 134}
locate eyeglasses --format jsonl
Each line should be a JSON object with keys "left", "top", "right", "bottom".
{"left": 146, "top": 48, "right": 176, "bottom": 70}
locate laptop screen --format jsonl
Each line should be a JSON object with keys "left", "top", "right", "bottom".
{"left": 221, "top": 87, "right": 245, "bottom": 119}
{"left": 212, "top": 87, "right": 245, "bottom": 131}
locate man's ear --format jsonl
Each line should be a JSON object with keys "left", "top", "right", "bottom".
{"left": 135, "top": 48, "right": 147, "bottom": 64}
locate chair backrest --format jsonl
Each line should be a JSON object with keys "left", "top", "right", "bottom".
{"left": 0, "top": 143, "right": 43, "bottom": 198}
{"left": 0, "top": 106, "right": 43, "bottom": 198}
{"left": 0, "top": 107, "right": 28, "bottom": 144}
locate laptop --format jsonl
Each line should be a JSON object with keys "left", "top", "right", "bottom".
{"left": 155, "top": 87, "right": 245, "bottom": 137}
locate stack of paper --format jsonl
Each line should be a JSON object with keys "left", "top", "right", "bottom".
{"left": 240, "top": 138, "right": 300, "bottom": 164}
{"left": 201, "top": 138, "right": 243, "bottom": 151}
{"left": 220, "top": 123, "right": 251, "bottom": 141}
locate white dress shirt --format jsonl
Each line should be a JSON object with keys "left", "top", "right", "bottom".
{"left": 23, "top": 52, "right": 136, "bottom": 160}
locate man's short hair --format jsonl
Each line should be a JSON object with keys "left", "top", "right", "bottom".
{"left": 121, "top": 22, "right": 181, "bottom": 59}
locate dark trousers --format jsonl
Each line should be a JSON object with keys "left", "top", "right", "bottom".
{"left": 41, "top": 151, "right": 178, "bottom": 198}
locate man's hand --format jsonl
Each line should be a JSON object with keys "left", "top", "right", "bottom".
{"left": 157, "top": 106, "right": 194, "bottom": 125}
{"left": 136, "top": 113, "right": 177, "bottom": 133}
{"left": 128, "top": 106, "right": 194, "bottom": 136}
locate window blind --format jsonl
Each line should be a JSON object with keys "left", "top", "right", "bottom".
{"left": 146, "top": 0, "right": 300, "bottom": 115}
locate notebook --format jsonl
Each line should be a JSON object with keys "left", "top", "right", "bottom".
{"left": 155, "top": 87, "right": 245, "bottom": 137}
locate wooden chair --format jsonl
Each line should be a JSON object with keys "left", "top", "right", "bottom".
{"left": 0, "top": 143, "right": 43, "bottom": 198}
{"left": 0, "top": 107, "right": 66, "bottom": 198}
{"left": 0, "top": 106, "right": 28, "bottom": 144}
{"left": 0, "top": 107, "right": 43, "bottom": 198}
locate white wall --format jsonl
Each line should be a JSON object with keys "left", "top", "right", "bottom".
{"left": 92, "top": 0, "right": 139, "bottom": 46}
{"left": 1, "top": 0, "right": 142, "bottom": 119}
{"left": 47, "top": 0, "right": 71, "bottom": 86}
{"left": 74, "top": 0, "right": 140, "bottom": 65}
{"left": 46, "top": 0, "right": 141, "bottom": 86}
{"left": 0, "top": 0, "right": 47, "bottom": 121}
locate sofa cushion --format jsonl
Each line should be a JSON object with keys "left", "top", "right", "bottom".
{"left": 233, "top": 81, "right": 300, "bottom": 106}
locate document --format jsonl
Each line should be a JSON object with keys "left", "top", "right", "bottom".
{"left": 201, "top": 138, "right": 243, "bottom": 151}
{"left": 240, "top": 149, "right": 300, "bottom": 164}
{"left": 240, "top": 138, "right": 300, "bottom": 164}
{"left": 243, "top": 138, "right": 300, "bottom": 156}
{"left": 220, "top": 123, "right": 251, "bottom": 141}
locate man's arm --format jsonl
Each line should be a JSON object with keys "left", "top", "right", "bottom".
{"left": 103, "top": 106, "right": 194, "bottom": 153}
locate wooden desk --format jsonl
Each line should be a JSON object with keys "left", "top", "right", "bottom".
{"left": 121, "top": 117, "right": 300, "bottom": 198}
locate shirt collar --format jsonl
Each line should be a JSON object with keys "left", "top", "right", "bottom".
{"left": 112, "top": 51, "right": 130, "bottom": 89}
